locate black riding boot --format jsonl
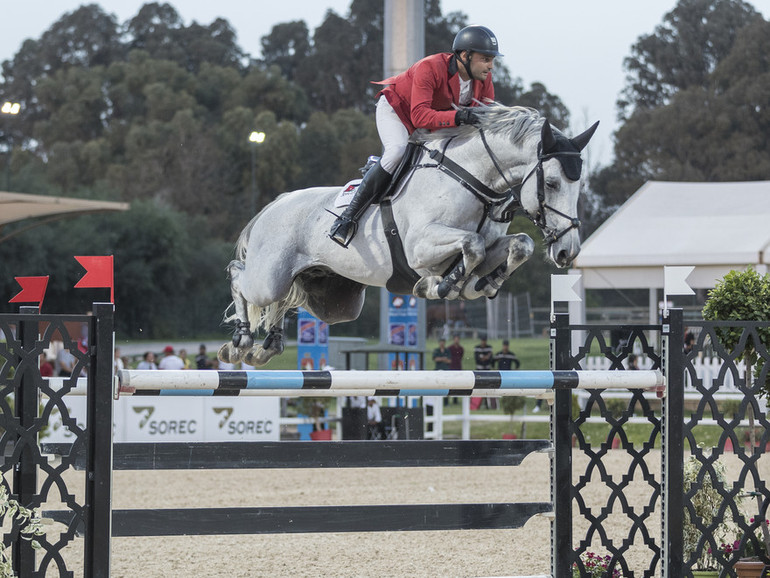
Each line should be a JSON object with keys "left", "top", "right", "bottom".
{"left": 329, "top": 162, "right": 392, "bottom": 247}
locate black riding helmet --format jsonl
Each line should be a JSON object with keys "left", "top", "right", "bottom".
{"left": 452, "top": 25, "right": 503, "bottom": 57}
{"left": 452, "top": 25, "right": 502, "bottom": 82}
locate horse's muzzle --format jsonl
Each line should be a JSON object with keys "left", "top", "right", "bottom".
{"left": 554, "top": 249, "right": 574, "bottom": 268}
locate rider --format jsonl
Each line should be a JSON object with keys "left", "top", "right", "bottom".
{"left": 329, "top": 25, "right": 501, "bottom": 247}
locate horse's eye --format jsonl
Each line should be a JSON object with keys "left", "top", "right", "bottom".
{"left": 545, "top": 177, "right": 560, "bottom": 191}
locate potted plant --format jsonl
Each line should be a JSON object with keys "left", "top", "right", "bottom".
{"left": 714, "top": 518, "right": 770, "bottom": 577}
{"left": 702, "top": 267, "right": 770, "bottom": 399}
{"left": 0, "top": 485, "right": 44, "bottom": 577}
{"left": 703, "top": 267, "right": 770, "bottom": 563}
{"left": 500, "top": 395, "right": 526, "bottom": 439}
{"left": 683, "top": 456, "right": 736, "bottom": 573}
{"left": 296, "top": 397, "right": 332, "bottom": 440}
{"left": 571, "top": 550, "right": 622, "bottom": 577}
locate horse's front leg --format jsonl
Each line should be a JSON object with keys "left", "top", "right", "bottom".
{"left": 244, "top": 323, "right": 285, "bottom": 367}
{"left": 461, "top": 234, "right": 534, "bottom": 300}
{"left": 411, "top": 226, "right": 486, "bottom": 300}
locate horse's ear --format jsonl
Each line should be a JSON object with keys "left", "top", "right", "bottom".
{"left": 570, "top": 121, "right": 600, "bottom": 152}
{"left": 541, "top": 120, "right": 557, "bottom": 153}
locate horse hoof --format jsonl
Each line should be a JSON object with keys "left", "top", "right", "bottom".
{"left": 414, "top": 276, "right": 441, "bottom": 299}
{"left": 414, "top": 278, "right": 430, "bottom": 299}
{"left": 244, "top": 346, "right": 271, "bottom": 367}
{"left": 218, "top": 343, "right": 245, "bottom": 364}
{"left": 436, "top": 280, "right": 453, "bottom": 299}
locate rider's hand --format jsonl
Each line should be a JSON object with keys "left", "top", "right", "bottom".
{"left": 455, "top": 108, "right": 480, "bottom": 127}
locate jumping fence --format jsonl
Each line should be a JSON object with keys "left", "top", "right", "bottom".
{"left": 2, "top": 304, "right": 769, "bottom": 577}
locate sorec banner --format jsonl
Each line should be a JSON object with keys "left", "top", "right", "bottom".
{"left": 387, "top": 292, "right": 421, "bottom": 370}
{"left": 44, "top": 395, "right": 280, "bottom": 442}
{"left": 297, "top": 307, "right": 330, "bottom": 370}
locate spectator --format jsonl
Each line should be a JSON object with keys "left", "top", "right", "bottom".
{"left": 447, "top": 334, "right": 465, "bottom": 405}
{"left": 195, "top": 344, "right": 212, "bottom": 369}
{"left": 494, "top": 340, "right": 520, "bottom": 370}
{"left": 347, "top": 396, "right": 367, "bottom": 409}
{"left": 684, "top": 331, "right": 696, "bottom": 354}
{"left": 114, "top": 347, "right": 125, "bottom": 374}
{"left": 39, "top": 353, "right": 54, "bottom": 378}
{"left": 159, "top": 346, "right": 185, "bottom": 370}
{"left": 366, "top": 397, "right": 384, "bottom": 440}
{"left": 474, "top": 335, "right": 495, "bottom": 409}
{"left": 627, "top": 353, "right": 639, "bottom": 370}
{"left": 179, "top": 348, "right": 191, "bottom": 369}
{"left": 136, "top": 351, "right": 158, "bottom": 370}
{"left": 448, "top": 334, "right": 464, "bottom": 370}
{"left": 474, "top": 335, "right": 494, "bottom": 370}
{"left": 55, "top": 346, "right": 76, "bottom": 377}
{"left": 432, "top": 338, "right": 451, "bottom": 370}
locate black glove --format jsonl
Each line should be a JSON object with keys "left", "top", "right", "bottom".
{"left": 455, "top": 107, "right": 480, "bottom": 127}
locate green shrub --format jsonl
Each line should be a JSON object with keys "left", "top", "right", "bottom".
{"left": 683, "top": 456, "right": 733, "bottom": 570}
{"left": 702, "top": 268, "right": 770, "bottom": 398}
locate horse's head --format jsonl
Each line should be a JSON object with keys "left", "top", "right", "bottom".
{"left": 517, "top": 118, "right": 599, "bottom": 268}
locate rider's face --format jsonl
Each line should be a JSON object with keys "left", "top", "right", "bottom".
{"left": 463, "top": 52, "right": 495, "bottom": 82}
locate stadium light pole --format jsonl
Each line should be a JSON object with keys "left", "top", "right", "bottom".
{"left": 2, "top": 101, "right": 21, "bottom": 191}
{"left": 248, "top": 131, "right": 266, "bottom": 216}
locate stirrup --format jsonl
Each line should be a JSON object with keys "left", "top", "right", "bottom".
{"left": 329, "top": 218, "right": 358, "bottom": 248}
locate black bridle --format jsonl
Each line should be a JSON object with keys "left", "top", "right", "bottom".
{"left": 478, "top": 128, "right": 582, "bottom": 244}
{"left": 421, "top": 128, "right": 582, "bottom": 245}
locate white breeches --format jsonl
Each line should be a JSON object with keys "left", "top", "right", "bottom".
{"left": 376, "top": 95, "right": 410, "bottom": 174}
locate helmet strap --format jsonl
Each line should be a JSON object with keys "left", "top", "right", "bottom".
{"left": 457, "top": 51, "right": 476, "bottom": 81}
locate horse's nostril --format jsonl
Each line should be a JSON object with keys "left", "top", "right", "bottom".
{"left": 557, "top": 250, "right": 570, "bottom": 267}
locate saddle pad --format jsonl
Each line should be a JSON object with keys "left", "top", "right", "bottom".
{"left": 333, "top": 179, "right": 362, "bottom": 208}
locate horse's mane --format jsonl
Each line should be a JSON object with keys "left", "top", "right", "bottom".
{"left": 411, "top": 103, "right": 544, "bottom": 145}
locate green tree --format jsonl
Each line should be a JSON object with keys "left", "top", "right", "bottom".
{"left": 261, "top": 21, "right": 311, "bottom": 82}
{"left": 425, "top": 0, "right": 466, "bottom": 55}
{"left": 590, "top": 0, "right": 768, "bottom": 218}
{"left": 125, "top": 3, "right": 244, "bottom": 73}
{"left": 618, "top": 0, "right": 761, "bottom": 119}
{"left": 297, "top": 112, "right": 343, "bottom": 186}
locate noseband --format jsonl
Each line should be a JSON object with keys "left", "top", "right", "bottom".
{"left": 478, "top": 129, "right": 582, "bottom": 245}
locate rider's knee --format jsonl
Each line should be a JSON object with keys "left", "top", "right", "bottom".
{"left": 380, "top": 145, "right": 406, "bottom": 174}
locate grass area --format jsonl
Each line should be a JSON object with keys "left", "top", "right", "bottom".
{"left": 438, "top": 398, "right": 731, "bottom": 448}
{"left": 272, "top": 336, "right": 552, "bottom": 371}
{"left": 425, "top": 336, "right": 551, "bottom": 370}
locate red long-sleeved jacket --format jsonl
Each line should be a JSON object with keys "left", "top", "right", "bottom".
{"left": 374, "top": 53, "right": 494, "bottom": 134}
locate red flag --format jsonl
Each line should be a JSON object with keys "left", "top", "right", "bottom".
{"left": 9, "top": 276, "right": 49, "bottom": 309}
{"left": 74, "top": 255, "right": 114, "bottom": 303}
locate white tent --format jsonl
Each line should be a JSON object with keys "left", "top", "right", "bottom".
{"left": 569, "top": 181, "right": 770, "bottom": 322}
{"left": 0, "top": 191, "right": 129, "bottom": 244}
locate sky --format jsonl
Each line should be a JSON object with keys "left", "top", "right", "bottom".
{"left": 2, "top": 0, "right": 770, "bottom": 168}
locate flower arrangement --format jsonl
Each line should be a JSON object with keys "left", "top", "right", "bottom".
{"left": 572, "top": 551, "right": 623, "bottom": 577}
{"left": 710, "top": 518, "right": 770, "bottom": 560}
{"left": 0, "top": 484, "right": 44, "bottom": 578}
{"left": 683, "top": 456, "right": 735, "bottom": 569}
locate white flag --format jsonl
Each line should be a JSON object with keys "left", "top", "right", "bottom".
{"left": 551, "top": 274, "right": 582, "bottom": 303}
{"left": 664, "top": 266, "right": 695, "bottom": 297}
{"left": 551, "top": 274, "right": 582, "bottom": 320}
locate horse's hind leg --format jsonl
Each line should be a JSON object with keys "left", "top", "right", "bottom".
{"left": 219, "top": 260, "right": 253, "bottom": 364}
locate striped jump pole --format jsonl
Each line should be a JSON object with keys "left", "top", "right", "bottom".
{"left": 115, "top": 369, "right": 664, "bottom": 398}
